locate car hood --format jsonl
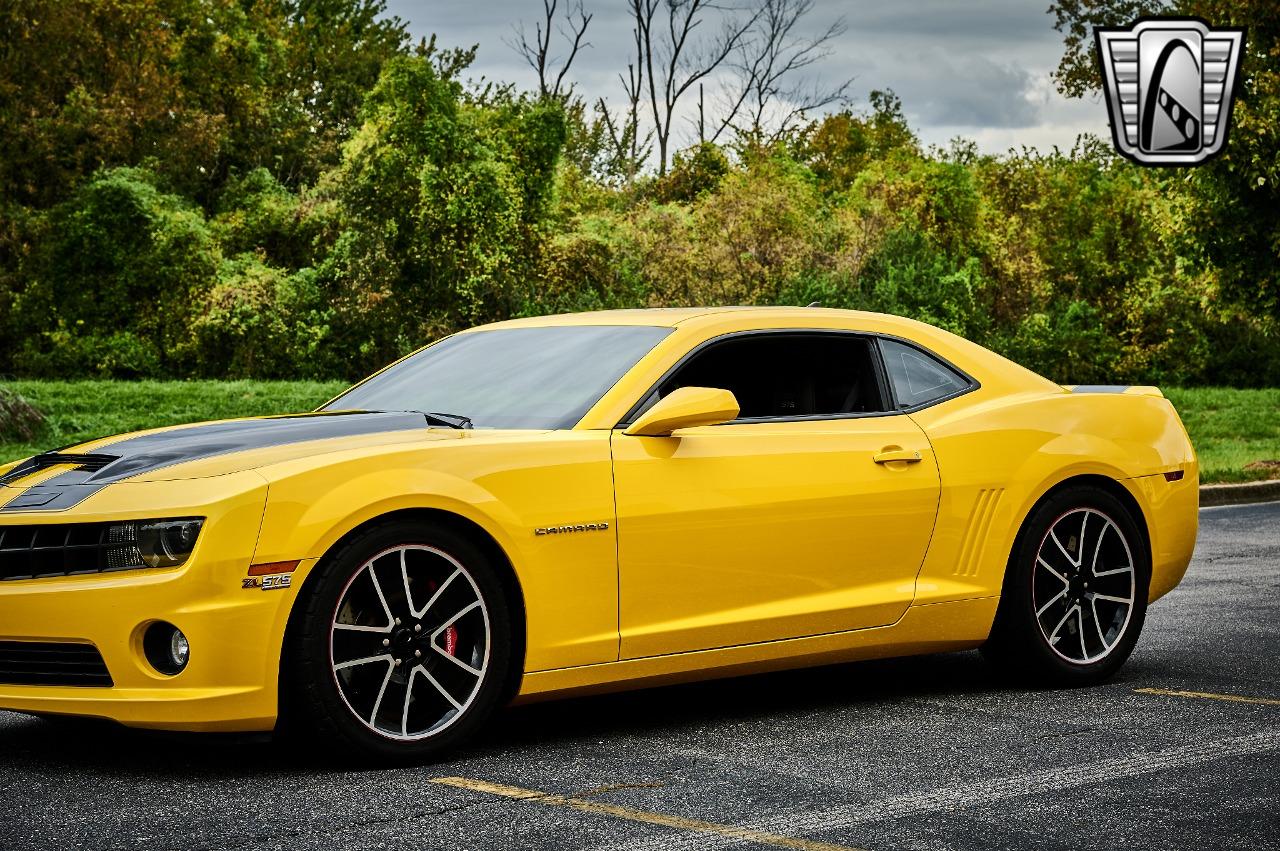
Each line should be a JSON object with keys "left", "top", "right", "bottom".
{"left": 0, "top": 411, "right": 455, "bottom": 513}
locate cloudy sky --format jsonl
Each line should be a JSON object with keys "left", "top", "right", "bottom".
{"left": 383, "top": 0, "right": 1109, "bottom": 155}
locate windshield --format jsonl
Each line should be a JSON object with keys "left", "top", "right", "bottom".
{"left": 325, "top": 325, "right": 673, "bottom": 429}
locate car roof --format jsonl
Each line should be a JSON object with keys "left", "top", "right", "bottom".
{"left": 474, "top": 306, "right": 903, "bottom": 331}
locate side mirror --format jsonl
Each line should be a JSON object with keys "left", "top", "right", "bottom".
{"left": 624, "top": 387, "right": 740, "bottom": 437}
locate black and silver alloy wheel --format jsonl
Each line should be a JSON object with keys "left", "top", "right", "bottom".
{"left": 983, "top": 485, "right": 1150, "bottom": 685}
{"left": 1032, "top": 508, "right": 1135, "bottom": 665}
{"left": 330, "top": 545, "right": 490, "bottom": 740}
{"left": 283, "top": 521, "right": 514, "bottom": 762}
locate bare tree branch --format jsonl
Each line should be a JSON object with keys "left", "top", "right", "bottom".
{"left": 719, "top": 0, "right": 852, "bottom": 145}
{"left": 630, "top": 0, "right": 761, "bottom": 175}
{"left": 508, "top": 0, "right": 593, "bottom": 100}
{"left": 596, "top": 95, "right": 653, "bottom": 186}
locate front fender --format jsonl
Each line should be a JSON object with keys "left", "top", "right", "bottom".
{"left": 251, "top": 464, "right": 525, "bottom": 571}
{"left": 249, "top": 432, "right": 619, "bottom": 673}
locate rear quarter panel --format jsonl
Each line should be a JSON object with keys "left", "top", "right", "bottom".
{"left": 909, "top": 388, "right": 1198, "bottom": 606}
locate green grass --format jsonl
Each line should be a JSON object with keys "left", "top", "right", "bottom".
{"left": 0, "top": 380, "right": 345, "bottom": 465}
{"left": 1, "top": 382, "right": 1277, "bottom": 484}
{"left": 1165, "top": 387, "right": 1280, "bottom": 484}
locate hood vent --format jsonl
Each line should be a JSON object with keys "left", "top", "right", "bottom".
{"left": 0, "top": 453, "right": 119, "bottom": 487}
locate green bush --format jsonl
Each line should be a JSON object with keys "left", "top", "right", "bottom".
{"left": 193, "top": 259, "right": 333, "bottom": 379}
{"left": 857, "top": 227, "right": 990, "bottom": 341}
{"left": 318, "top": 56, "right": 568, "bottom": 376}
{"left": 994, "top": 301, "right": 1122, "bottom": 385}
{"left": 654, "top": 142, "right": 732, "bottom": 203}
{"left": 12, "top": 168, "right": 218, "bottom": 377}
{"left": 212, "top": 169, "right": 331, "bottom": 271}
{"left": 14, "top": 329, "right": 163, "bottom": 379}
{"left": 0, "top": 10, "right": 1274, "bottom": 388}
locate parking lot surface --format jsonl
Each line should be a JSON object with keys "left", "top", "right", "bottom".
{"left": 1, "top": 501, "right": 1277, "bottom": 851}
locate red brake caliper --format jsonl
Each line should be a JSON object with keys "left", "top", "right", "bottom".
{"left": 425, "top": 578, "right": 460, "bottom": 656}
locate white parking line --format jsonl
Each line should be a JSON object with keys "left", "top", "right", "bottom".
{"left": 606, "top": 727, "right": 1280, "bottom": 851}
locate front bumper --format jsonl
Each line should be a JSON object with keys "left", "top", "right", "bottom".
{"left": 0, "top": 472, "right": 298, "bottom": 731}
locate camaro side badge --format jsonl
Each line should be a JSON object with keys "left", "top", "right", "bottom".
{"left": 1095, "top": 18, "right": 1244, "bottom": 165}
{"left": 535, "top": 522, "right": 610, "bottom": 536}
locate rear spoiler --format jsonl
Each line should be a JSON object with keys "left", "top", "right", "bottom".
{"left": 1062, "top": 385, "right": 1164, "bottom": 398}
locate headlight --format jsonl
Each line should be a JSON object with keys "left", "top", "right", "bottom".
{"left": 105, "top": 518, "right": 204, "bottom": 570}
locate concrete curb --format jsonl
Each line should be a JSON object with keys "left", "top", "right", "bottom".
{"left": 1200, "top": 479, "right": 1280, "bottom": 507}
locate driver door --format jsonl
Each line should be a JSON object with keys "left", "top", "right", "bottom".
{"left": 610, "top": 332, "right": 940, "bottom": 659}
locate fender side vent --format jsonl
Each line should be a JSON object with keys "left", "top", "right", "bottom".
{"left": 954, "top": 488, "right": 1004, "bottom": 577}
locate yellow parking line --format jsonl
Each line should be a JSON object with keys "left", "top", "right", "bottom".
{"left": 1136, "top": 687, "right": 1280, "bottom": 706}
{"left": 431, "top": 776, "right": 863, "bottom": 851}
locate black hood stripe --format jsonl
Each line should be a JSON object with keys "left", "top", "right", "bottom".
{"left": 0, "top": 412, "right": 429, "bottom": 513}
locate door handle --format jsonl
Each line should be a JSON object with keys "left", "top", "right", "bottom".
{"left": 873, "top": 448, "right": 923, "bottom": 465}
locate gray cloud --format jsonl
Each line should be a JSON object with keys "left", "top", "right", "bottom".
{"left": 841, "top": 0, "right": 1061, "bottom": 44}
{"left": 384, "top": 0, "right": 1101, "bottom": 152}
{"left": 839, "top": 53, "right": 1045, "bottom": 129}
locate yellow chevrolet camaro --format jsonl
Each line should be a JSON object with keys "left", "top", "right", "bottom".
{"left": 0, "top": 308, "right": 1197, "bottom": 760}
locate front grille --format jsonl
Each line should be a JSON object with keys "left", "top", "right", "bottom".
{"left": 0, "top": 640, "right": 113, "bottom": 687}
{"left": 0, "top": 522, "right": 129, "bottom": 581}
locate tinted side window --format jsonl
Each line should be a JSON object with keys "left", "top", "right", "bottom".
{"left": 879, "top": 338, "right": 971, "bottom": 409}
{"left": 650, "top": 334, "right": 887, "bottom": 420}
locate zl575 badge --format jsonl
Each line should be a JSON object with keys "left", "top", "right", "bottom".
{"left": 242, "top": 574, "right": 291, "bottom": 591}
{"left": 241, "top": 560, "right": 299, "bottom": 590}
{"left": 1096, "top": 18, "right": 1245, "bottom": 166}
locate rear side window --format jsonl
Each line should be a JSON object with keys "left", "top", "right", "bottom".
{"left": 642, "top": 333, "right": 888, "bottom": 420}
{"left": 879, "top": 338, "right": 971, "bottom": 409}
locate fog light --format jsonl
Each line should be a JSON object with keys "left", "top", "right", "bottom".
{"left": 170, "top": 630, "right": 190, "bottom": 669}
{"left": 143, "top": 622, "right": 190, "bottom": 675}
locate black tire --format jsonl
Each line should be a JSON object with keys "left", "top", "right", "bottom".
{"left": 280, "top": 520, "right": 515, "bottom": 763}
{"left": 982, "top": 485, "right": 1150, "bottom": 686}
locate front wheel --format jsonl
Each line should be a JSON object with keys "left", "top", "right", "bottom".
{"left": 281, "top": 521, "right": 514, "bottom": 762}
{"left": 983, "top": 486, "right": 1150, "bottom": 685}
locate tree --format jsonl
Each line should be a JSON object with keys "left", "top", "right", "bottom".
{"left": 12, "top": 167, "right": 220, "bottom": 377}
{"left": 509, "top": 0, "right": 593, "bottom": 101}
{"left": 791, "top": 90, "right": 918, "bottom": 191}
{"left": 718, "top": 0, "right": 853, "bottom": 145}
{"left": 593, "top": 12, "right": 653, "bottom": 186}
{"left": 321, "top": 54, "right": 567, "bottom": 375}
{"left": 1048, "top": 0, "right": 1167, "bottom": 98}
{"left": 1050, "top": 0, "right": 1280, "bottom": 321}
{"left": 277, "top": 0, "right": 414, "bottom": 182}
{"left": 629, "top": 0, "right": 760, "bottom": 175}
{"left": 0, "top": 0, "right": 411, "bottom": 208}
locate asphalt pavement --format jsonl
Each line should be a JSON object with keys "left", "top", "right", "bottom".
{"left": 1, "top": 501, "right": 1277, "bottom": 851}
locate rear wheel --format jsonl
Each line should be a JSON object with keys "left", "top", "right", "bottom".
{"left": 983, "top": 485, "right": 1150, "bottom": 685}
{"left": 281, "top": 521, "right": 514, "bottom": 762}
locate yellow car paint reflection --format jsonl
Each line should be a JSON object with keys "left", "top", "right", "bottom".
{"left": 0, "top": 307, "right": 1197, "bottom": 731}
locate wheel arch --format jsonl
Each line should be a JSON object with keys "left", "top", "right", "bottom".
{"left": 1005, "top": 473, "right": 1153, "bottom": 592}
{"left": 278, "top": 507, "right": 529, "bottom": 715}
{"left": 982, "top": 472, "right": 1153, "bottom": 680}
